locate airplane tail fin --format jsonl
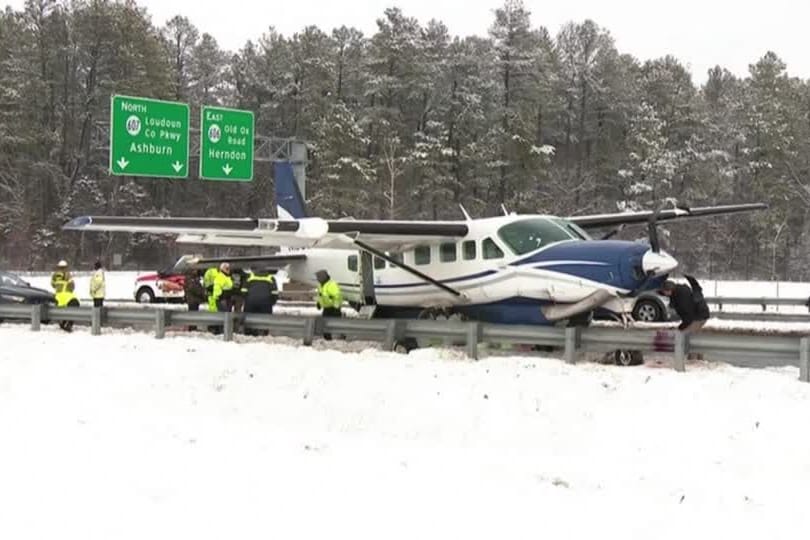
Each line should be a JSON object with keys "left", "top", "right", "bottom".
{"left": 273, "top": 162, "right": 307, "bottom": 220}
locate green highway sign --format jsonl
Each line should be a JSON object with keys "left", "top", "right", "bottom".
{"left": 109, "top": 95, "right": 189, "bottom": 178}
{"left": 199, "top": 105, "right": 254, "bottom": 181}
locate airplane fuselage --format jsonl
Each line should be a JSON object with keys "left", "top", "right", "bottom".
{"left": 283, "top": 214, "right": 676, "bottom": 324}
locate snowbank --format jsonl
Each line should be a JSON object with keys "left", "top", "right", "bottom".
{"left": 0, "top": 325, "right": 808, "bottom": 539}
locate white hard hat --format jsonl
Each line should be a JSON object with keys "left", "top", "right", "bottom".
{"left": 57, "top": 260, "right": 68, "bottom": 267}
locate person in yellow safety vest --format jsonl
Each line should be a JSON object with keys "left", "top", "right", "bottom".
{"left": 89, "top": 260, "right": 106, "bottom": 307}
{"left": 208, "top": 262, "right": 233, "bottom": 312}
{"left": 51, "top": 260, "right": 74, "bottom": 294}
{"left": 54, "top": 280, "right": 80, "bottom": 332}
{"left": 315, "top": 269, "right": 343, "bottom": 340}
{"left": 202, "top": 265, "right": 219, "bottom": 311}
{"left": 203, "top": 265, "right": 218, "bottom": 294}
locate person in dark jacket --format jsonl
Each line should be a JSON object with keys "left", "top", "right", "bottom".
{"left": 243, "top": 269, "right": 278, "bottom": 336}
{"left": 183, "top": 269, "right": 206, "bottom": 330}
{"left": 659, "top": 275, "right": 710, "bottom": 332}
{"left": 230, "top": 268, "right": 248, "bottom": 313}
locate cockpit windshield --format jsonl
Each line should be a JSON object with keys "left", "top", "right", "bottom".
{"left": 497, "top": 218, "right": 584, "bottom": 255}
{"left": 552, "top": 218, "right": 592, "bottom": 241}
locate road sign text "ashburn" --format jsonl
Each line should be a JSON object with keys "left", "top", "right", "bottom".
{"left": 110, "top": 95, "right": 190, "bottom": 178}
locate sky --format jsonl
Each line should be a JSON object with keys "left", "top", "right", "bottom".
{"left": 5, "top": 0, "right": 808, "bottom": 82}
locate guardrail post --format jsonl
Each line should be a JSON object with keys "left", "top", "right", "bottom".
{"left": 564, "top": 326, "right": 581, "bottom": 364}
{"left": 384, "top": 319, "right": 403, "bottom": 351}
{"left": 154, "top": 309, "right": 166, "bottom": 339}
{"left": 800, "top": 337, "right": 810, "bottom": 383}
{"left": 91, "top": 307, "right": 102, "bottom": 336}
{"left": 466, "top": 322, "right": 481, "bottom": 360}
{"left": 673, "top": 331, "right": 686, "bottom": 372}
{"left": 223, "top": 312, "right": 234, "bottom": 342}
{"left": 30, "top": 304, "right": 42, "bottom": 331}
{"left": 303, "top": 317, "right": 317, "bottom": 346}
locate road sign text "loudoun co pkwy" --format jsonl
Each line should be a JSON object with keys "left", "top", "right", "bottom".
{"left": 109, "top": 95, "right": 189, "bottom": 178}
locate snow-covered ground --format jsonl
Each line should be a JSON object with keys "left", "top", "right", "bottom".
{"left": 0, "top": 324, "right": 808, "bottom": 539}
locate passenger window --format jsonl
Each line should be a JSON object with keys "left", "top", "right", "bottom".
{"left": 414, "top": 245, "right": 431, "bottom": 265}
{"left": 348, "top": 254, "right": 357, "bottom": 271}
{"left": 462, "top": 240, "right": 476, "bottom": 260}
{"left": 483, "top": 237, "right": 504, "bottom": 260}
{"left": 374, "top": 256, "right": 386, "bottom": 270}
{"left": 388, "top": 252, "right": 403, "bottom": 267}
{"left": 440, "top": 243, "right": 457, "bottom": 263}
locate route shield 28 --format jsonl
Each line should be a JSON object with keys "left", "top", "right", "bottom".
{"left": 199, "top": 106, "right": 255, "bottom": 181}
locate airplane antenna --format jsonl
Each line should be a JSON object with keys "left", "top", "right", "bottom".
{"left": 458, "top": 204, "right": 472, "bottom": 221}
{"left": 501, "top": 204, "right": 509, "bottom": 216}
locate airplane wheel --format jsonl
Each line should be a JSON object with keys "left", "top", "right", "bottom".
{"left": 393, "top": 338, "right": 419, "bottom": 354}
{"left": 418, "top": 308, "right": 466, "bottom": 321}
{"left": 614, "top": 349, "right": 644, "bottom": 366}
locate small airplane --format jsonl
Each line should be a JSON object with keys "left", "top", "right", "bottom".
{"left": 64, "top": 167, "right": 766, "bottom": 327}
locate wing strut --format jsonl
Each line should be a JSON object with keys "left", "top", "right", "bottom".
{"left": 353, "top": 239, "right": 463, "bottom": 298}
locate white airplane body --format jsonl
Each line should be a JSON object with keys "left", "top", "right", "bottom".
{"left": 63, "top": 171, "right": 766, "bottom": 326}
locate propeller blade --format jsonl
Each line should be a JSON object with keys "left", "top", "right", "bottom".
{"left": 647, "top": 219, "right": 660, "bottom": 252}
{"left": 647, "top": 207, "right": 664, "bottom": 253}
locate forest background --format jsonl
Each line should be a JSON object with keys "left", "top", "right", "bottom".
{"left": 1, "top": 0, "right": 808, "bottom": 278}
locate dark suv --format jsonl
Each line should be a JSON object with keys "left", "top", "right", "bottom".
{"left": 0, "top": 271, "right": 55, "bottom": 305}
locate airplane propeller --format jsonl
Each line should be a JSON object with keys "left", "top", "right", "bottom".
{"left": 646, "top": 208, "right": 662, "bottom": 253}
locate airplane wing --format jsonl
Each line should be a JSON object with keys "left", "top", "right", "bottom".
{"left": 62, "top": 215, "right": 468, "bottom": 251}
{"left": 168, "top": 253, "right": 308, "bottom": 272}
{"left": 568, "top": 203, "right": 767, "bottom": 229}
{"left": 63, "top": 202, "right": 765, "bottom": 250}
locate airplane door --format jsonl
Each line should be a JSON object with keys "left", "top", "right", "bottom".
{"left": 358, "top": 251, "right": 376, "bottom": 305}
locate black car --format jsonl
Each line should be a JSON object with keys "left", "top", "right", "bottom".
{"left": 593, "top": 291, "right": 672, "bottom": 323}
{"left": 0, "top": 271, "right": 56, "bottom": 305}
{"left": 631, "top": 291, "right": 672, "bottom": 322}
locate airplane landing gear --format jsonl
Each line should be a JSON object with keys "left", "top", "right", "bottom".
{"left": 417, "top": 307, "right": 467, "bottom": 321}
{"left": 613, "top": 349, "right": 644, "bottom": 366}
{"left": 565, "top": 310, "right": 593, "bottom": 327}
{"left": 393, "top": 338, "right": 419, "bottom": 354}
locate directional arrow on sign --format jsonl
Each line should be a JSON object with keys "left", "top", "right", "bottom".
{"left": 116, "top": 157, "right": 129, "bottom": 170}
{"left": 222, "top": 163, "right": 233, "bottom": 176}
{"left": 171, "top": 161, "right": 184, "bottom": 173}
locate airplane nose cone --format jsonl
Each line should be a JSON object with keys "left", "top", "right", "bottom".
{"left": 641, "top": 250, "right": 678, "bottom": 276}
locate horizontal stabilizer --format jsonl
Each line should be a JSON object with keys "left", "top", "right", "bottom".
{"left": 173, "top": 253, "right": 306, "bottom": 272}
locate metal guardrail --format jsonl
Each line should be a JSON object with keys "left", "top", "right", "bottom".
{"left": 712, "top": 312, "right": 810, "bottom": 323}
{"left": 704, "top": 296, "right": 810, "bottom": 311}
{"left": 1, "top": 303, "right": 808, "bottom": 383}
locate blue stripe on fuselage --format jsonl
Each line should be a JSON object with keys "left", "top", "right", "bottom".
{"left": 359, "top": 240, "right": 651, "bottom": 292}
{"left": 358, "top": 241, "right": 660, "bottom": 326}
{"left": 512, "top": 240, "right": 649, "bottom": 291}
